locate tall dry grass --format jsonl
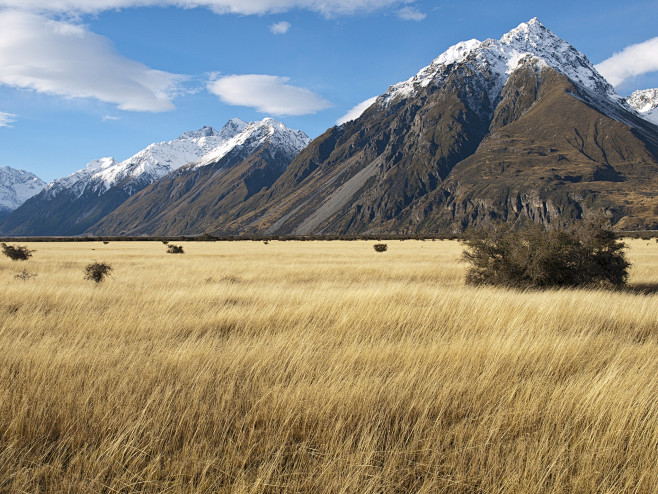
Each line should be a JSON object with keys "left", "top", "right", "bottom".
{"left": 0, "top": 239, "right": 656, "bottom": 493}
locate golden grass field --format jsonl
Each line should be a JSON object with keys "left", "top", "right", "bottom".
{"left": 0, "top": 239, "right": 657, "bottom": 493}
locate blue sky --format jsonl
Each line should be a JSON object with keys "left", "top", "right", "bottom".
{"left": 0, "top": 0, "right": 657, "bottom": 181}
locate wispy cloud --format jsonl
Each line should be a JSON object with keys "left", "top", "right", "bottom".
{"left": 0, "top": 10, "right": 186, "bottom": 112}
{"left": 336, "top": 96, "right": 377, "bottom": 125}
{"left": 208, "top": 74, "right": 332, "bottom": 116}
{"left": 0, "top": 111, "right": 17, "bottom": 127}
{"left": 0, "top": 1, "right": 418, "bottom": 17}
{"left": 270, "top": 21, "right": 291, "bottom": 34}
{"left": 595, "top": 37, "right": 658, "bottom": 87}
{"left": 102, "top": 115, "right": 121, "bottom": 121}
{"left": 396, "top": 6, "right": 425, "bottom": 21}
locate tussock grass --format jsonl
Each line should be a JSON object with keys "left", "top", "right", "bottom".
{"left": 0, "top": 240, "right": 657, "bottom": 493}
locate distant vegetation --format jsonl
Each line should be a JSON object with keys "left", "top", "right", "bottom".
{"left": 373, "top": 243, "right": 388, "bottom": 252}
{"left": 166, "top": 244, "right": 184, "bottom": 254}
{"left": 84, "top": 262, "right": 112, "bottom": 283}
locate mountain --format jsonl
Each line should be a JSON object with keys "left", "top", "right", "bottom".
{"left": 0, "top": 119, "right": 250, "bottom": 235}
{"left": 628, "top": 89, "right": 658, "bottom": 125}
{"left": 207, "top": 18, "right": 658, "bottom": 235}
{"left": 88, "top": 118, "right": 310, "bottom": 236}
{"left": 0, "top": 166, "right": 46, "bottom": 219}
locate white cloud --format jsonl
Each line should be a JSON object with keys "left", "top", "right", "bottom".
{"left": 396, "top": 5, "right": 425, "bottom": 21}
{"left": 0, "top": 111, "right": 17, "bottom": 127}
{"left": 336, "top": 96, "right": 377, "bottom": 125}
{"left": 270, "top": 21, "right": 291, "bottom": 34}
{"left": 595, "top": 37, "right": 658, "bottom": 87}
{"left": 0, "top": 0, "right": 415, "bottom": 17}
{"left": 0, "top": 10, "right": 186, "bottom": 112}
{"left": 102, "top": 115, "right": 121, "bottom": 121}
{"left": 208, "top": 74, "right": 331, "bottom": 116}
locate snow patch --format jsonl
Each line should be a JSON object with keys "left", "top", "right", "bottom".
{"left": 0, "top": 166, "right": 46, "bottom": 211}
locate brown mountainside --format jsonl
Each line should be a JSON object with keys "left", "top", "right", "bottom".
{"left": 207, "top": 61, "right": 657, "bottom": 235}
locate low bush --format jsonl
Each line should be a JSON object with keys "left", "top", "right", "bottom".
{"left": 462, "top": 221, "right": 630, "bottom": 289}
{"left": 14, "top": 270, "right": 37, "bottom": 281}
{"left": 167, "top": 244, "right": 184, "bottom": 254}
{"left": 374, "top": 243, "right": 388, "bottom": 252}
{"left": 85, "top": 262, "right": 112, "bottom": 283}
{"left": 1, "top": 243, "right": 34, "bottom": 261}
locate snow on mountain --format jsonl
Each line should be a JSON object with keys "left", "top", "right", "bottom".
{"left": 194, "top": 118, "right": 311, "bottom": 168}
{"left": 0, "top": 166, "right": 46, "bottom": 213}
{"left": 45, "top": 118, "right": 250, "bottom": 199}
{"left": 380, "top": 18, "right": 618, "bottom": 108}
{"left": 627, "top": 89, "right": 658, "bottom": 125}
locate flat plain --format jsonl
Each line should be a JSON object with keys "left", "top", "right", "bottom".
{"left": 1, "top": 239, "right": 656, "bottom": 493}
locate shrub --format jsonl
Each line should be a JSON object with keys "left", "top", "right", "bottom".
{"left": 167, "top": 244, "right": 184, "bottom": 254}
{"left": 14, "top": 270, "right": 37, "bottom": 281}
{"left": 161, "top": 240, "right": 169, "bottom": 245}
{"left": 103, "top": 241, "right": 110, "bottom": 245}
{"left": 461, "top": 221, "right": 630, "bottom": 289}
{"left": 85, "top": 262, "right": 112, "bottom": 283}
{"left": 374, "top": 243, "right": 388, "bottom": 252}
{"left": 1, "top": 243, "right": 34, "bottom": 261}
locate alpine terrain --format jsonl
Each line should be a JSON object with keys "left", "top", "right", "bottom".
{"left": 627, "top": 89, "right": 658, "bottom": 125}
{"left": 0, "top": 119, "right": 308, "bottom": 235}
{"left": 207, "top": 18, "right": 658, "bottom": 235}
{"left": 0, "top": 166, "right": 46, "bottom": 220}
{"left": 89, "top": 118, "right": 310, "bottom": 235}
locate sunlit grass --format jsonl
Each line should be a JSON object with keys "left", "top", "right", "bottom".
{"left": 1, "top": 239, "right": 656, "bottom": 492}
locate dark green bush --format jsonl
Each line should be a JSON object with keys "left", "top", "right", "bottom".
{"left": 374, "top": 243, "right": 388, "bottom": 252}
{"left": 462, "top": 221, "right": 630, "bottom": 289}
{"left": 167, "top": 244, "right": 184, "bottom": 254}
{"left": 1, "top": 243, "right": 34, "bottom": 261}
{"left": 85, "top": 262, "right": 112, "bottom": 283}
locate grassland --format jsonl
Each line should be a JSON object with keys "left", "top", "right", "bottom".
{"left": 0, "top": 239, "right": 656, "bottom": 493}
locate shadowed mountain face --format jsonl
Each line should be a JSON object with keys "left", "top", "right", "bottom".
{"left": 203, "top": 22, "right": 658, "bottom": 235}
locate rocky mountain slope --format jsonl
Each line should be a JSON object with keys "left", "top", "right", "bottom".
{"left": 88, "top": 119, "right": 310, "bottom": 236}
{"left": 205, "top": 18, "right": 658, "bottom": 235}
{"left": 0, "top": 166, "right": 46, "bottom": 219}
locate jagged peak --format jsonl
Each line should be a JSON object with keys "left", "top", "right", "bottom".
{"left": 0, "top": 165, "right": 46, "bottom": 211}
{"left": 193, "top": 118, "right": 310, "bottom": 168}
{"left": 627, "top": 89, "right": 658, "bottom": 113}
{"left": 379, "top": 17, "right": 618, "bottom": 108}
{"left": 179, "top": 125, "right": 219, "bottom": 140}
{"left": 500, "top": 17, "right": 549, "bottom": 44}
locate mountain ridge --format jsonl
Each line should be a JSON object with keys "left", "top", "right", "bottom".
{"left": 0, "top": 119, "right": 309, "bottom": 235}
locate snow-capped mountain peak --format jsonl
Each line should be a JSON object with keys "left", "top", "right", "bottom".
{"left": 44, "top": 120, "right": 251, "bottom": 198}
{"left": 627, "top": 89, "right": 658, "bottom": 125}
{"left": 194, "top": 117, "right": 310, "bottom": 168}
{"left": 0, "top": 166, "right": 46, "bottom": 213}
{"left": 627, "top": 89, "right": 658, "bottom": 112}
{"left": 380, "top": 17, "right": 617, "bottom": 107}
